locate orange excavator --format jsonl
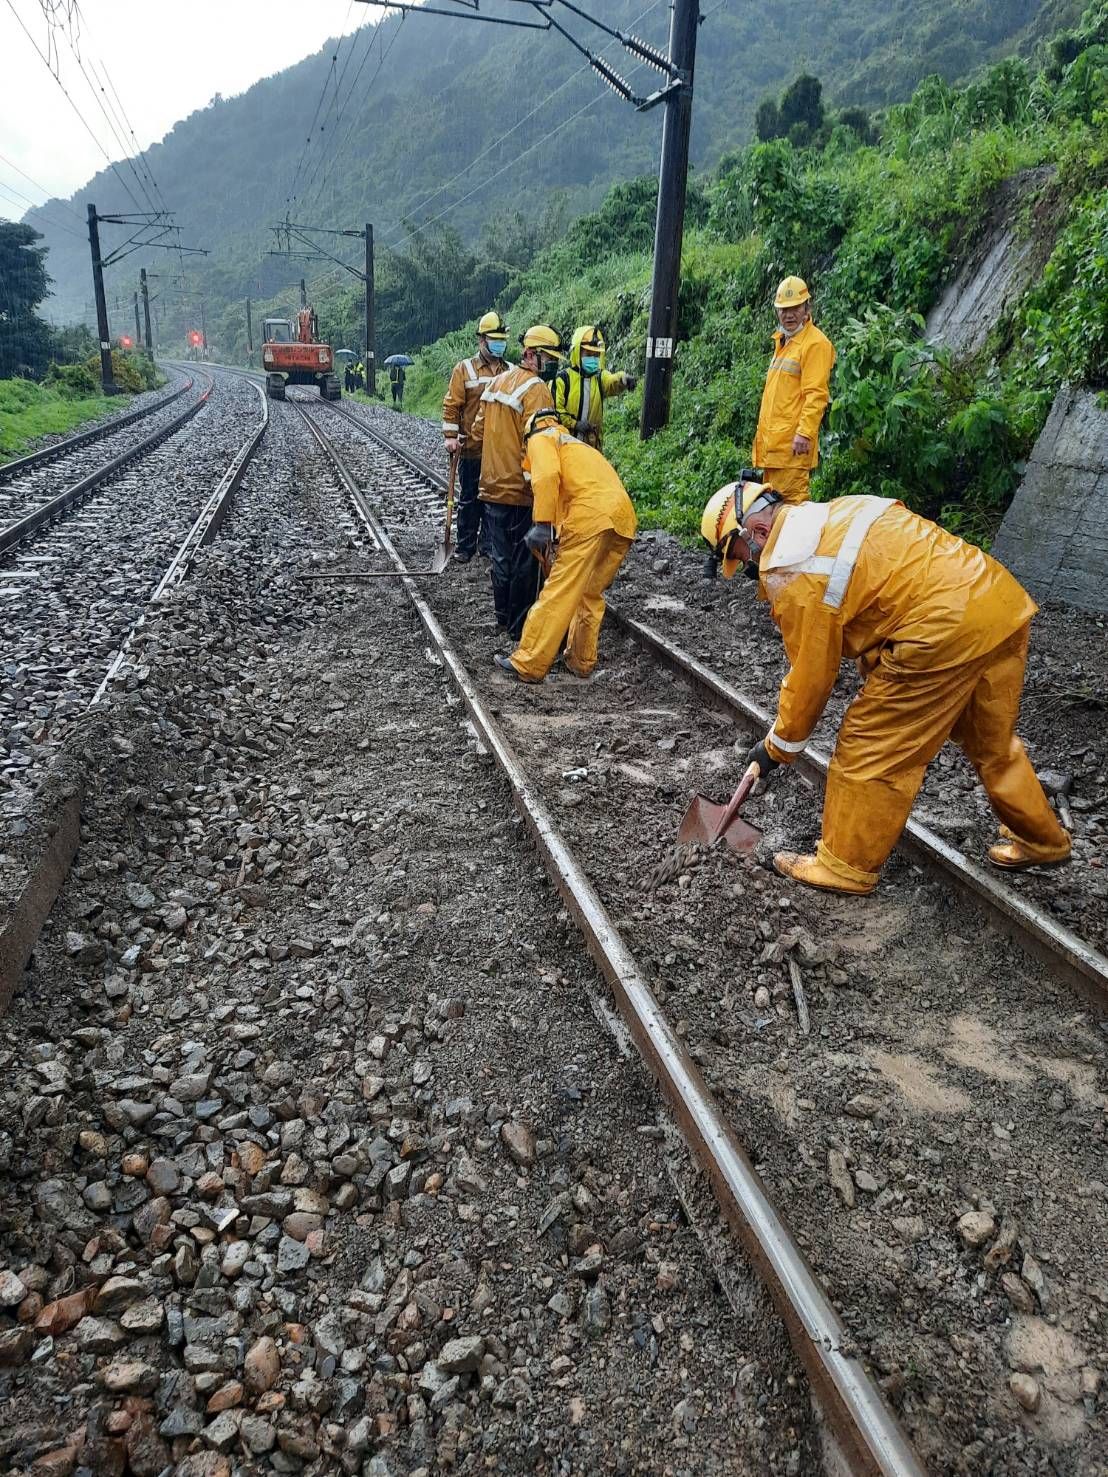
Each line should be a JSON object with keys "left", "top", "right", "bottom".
{"left": 261, "top": 307, "right": 341, "bottom": 401}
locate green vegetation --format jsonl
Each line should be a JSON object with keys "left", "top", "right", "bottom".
{"left": 0, "top": 351, "right": 162, "bottom": 460}
{"left": 404, "top": 1, "right": 1108, "bottom": 546}
{"left": 22, "top": 0, "right": 1086, "bottom": 356}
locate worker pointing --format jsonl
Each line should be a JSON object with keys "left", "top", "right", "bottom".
{"left": 468, "top": 325, "right": 560, "bottom": 641}
{"left": 553, "top": 325, "right": 636, "bottom": 450}
{"left": 701, "top": 483, "right": 1071, "bottom": 895}
{"left": 751, "top": 277, "right": 835, "bottom": 505}
{"left": 495, "top": 409, "right": 637, "bottom": 683}
{"left": 442, "top": 310, "right": 509, "bottom": 562}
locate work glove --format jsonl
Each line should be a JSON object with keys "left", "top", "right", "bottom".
{"left": 623, "top": 373, "right": 638, "bottom": 391}
{"left": 524, "top": 522, "right": 554, "bottom": 558}
{"left": 745, "top": 738, "right": 780, "bottom": 778}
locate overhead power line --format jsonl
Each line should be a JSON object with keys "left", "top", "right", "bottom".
{"left": 4, "top": 0, "right": 150, "bottom": 216}
{"left": 0, "top": 180, "right": 86, "bottom": 238}
{"left": 0, "top": 149, "right": 84, "bottom": 223}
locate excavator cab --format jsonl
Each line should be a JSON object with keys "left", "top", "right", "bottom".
{"left": 261, "top": 312, "right": 340, "bottom": 401}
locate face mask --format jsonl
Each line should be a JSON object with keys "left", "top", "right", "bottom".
{"left": 485, "top": 338, "right": 507, "bottom": 358}
{"left": 743, "top": 558, "right": 761, "bottom": 580}
{"left": 581, "top": 354, "right": 601, "bottom": 375}
{"left": 538, "top": 357, "right": 559, "bottom": 383}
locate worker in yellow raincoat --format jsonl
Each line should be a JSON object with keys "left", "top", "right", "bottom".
{"left": 700, "top": 482, "right": 1071, "bottom": 895}
{"left": 553, "top": 325, "right": 637, "bottom": 450}
{"left": 494, "top": 409, "right": 637, "bottom": 683}
{"left": 751, "top": 277, "right": 835, "bottom": 505}
{"left": 468, "top": 326, "right": 560, "bottom": 639}
{"left": 441, "top": 310, "right": 510, "bottom": 562}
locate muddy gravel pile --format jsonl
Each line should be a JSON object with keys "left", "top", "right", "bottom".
{"left": 317, "top": 406, "right": 1108, "bottom": 1475}
{"left": 0, "top": 403, "right": 815, "bottom": 1477}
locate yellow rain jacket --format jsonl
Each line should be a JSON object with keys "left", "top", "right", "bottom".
{"left": 469, "top": 365, "right": 554, "bottom": 507}
{"left": 553, "top": 326, "right": 633, "bottom": 449}
{"left": 509, "top": 426, "right": 637, "bottom": 681}
{"left": 751, "top": 318, "right": 835, "bottom": 470}
{"left": 758, "top": 496, "right": 1038, "bottom": 764}
{"left": 525, "top": 425, "right": 637, "bottom": 539}
{"left": 441, "top": 352, "right": 504, "bottom": 459}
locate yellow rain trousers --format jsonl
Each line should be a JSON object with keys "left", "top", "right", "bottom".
{"left": 758, "top": 496, "right": 1067, "bottom": 886}
{"left": 761, "top": 464, "right": 812, "bottom": 505}
{"left": 510, "top": 428, "right": 637, "bottom": 681}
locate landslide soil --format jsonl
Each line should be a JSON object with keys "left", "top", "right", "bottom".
{"left": 318, "top": 406, "right": 1108, "bottom": 1477}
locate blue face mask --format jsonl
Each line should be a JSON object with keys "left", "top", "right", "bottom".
{"left": 581, "top": 354, "right": 601, "bottom": 375}
{"left": 485, "top": 338, "right": 507, "bottom": 358}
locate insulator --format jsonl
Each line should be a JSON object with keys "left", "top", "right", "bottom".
{"left": 590, "top": 55, "right": 635, "bottom": 103}
{"left": 621, "top": 32, "right": 672, "bottom": 74}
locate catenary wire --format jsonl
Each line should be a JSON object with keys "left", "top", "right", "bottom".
{"left": 3, "top": 0, "right": 148, "bottom": 216}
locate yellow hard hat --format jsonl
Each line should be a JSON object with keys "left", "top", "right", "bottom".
{"left": 579, "top": 324, "right": 606, "bottom": 351}
{"left": 478, "top": 311, "right": 507, "bottom": 336}
{"left": 524, "top": 407, "right": 561, "bottom": 439}
{"left": 701, "top": 481, "right": 777, "bottom": 579}
{"left": 520, "top": 324, "right": 564, "bottom": 358}
{"left": 774, "top": 276, "right": 811, "bottom": 309}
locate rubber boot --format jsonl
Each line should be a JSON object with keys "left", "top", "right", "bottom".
{"left": 773, "top": 851, "right": 875, "bottom": 897}
{"left": 987, "top": 825, "right": 1072, "bottom": 871}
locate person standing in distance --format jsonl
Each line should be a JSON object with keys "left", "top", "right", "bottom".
{"left": 442, "top": 311, "right": 509, "bottom": 562}
{"left": 751, "top": 276, "right": 835, "bottom": 504}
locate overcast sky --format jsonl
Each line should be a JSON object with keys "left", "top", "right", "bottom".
{"left": 0, "top": 1, "right": 360, "bottom": 215}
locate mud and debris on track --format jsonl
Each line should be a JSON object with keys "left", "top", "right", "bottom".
{"left": 0, "top": 402, "right": 817, "bottom": 1476}
{"left": 304, "top": 403, "right": 1108, "bottom": 1476}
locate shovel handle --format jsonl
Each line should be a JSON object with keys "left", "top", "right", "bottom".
{"left": 710, "top": 760, "right": 761, "bottom": 843}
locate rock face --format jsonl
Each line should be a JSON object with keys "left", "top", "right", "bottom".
{"left": 926, "top": 167, "right": 1057, "bottom": 358}
{"left": 992, "top": 386, "right": 1108, "bottom": 613}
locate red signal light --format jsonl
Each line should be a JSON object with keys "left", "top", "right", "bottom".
{"left": 120, "top": 334, "right": 133, "bottom": 349}
{"left": 188, "top": 329, "right": 203, "bottom": 346}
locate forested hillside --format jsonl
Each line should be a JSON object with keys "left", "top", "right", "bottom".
{"left": 404, "top": 0, "right": 1108, "bottom": 546}
{"left": 21, "top": 0, "right": 1084, "bottom": 356}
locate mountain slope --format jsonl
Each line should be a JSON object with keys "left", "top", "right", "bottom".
{"left": 21, "top": 0, "right": 1083, "bottom": 333}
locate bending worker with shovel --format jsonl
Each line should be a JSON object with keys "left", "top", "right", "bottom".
{"left": 700, "top": 482, "right": 1072, "bottom": 895}
{"left": 494, "top": 409, "right": 636, "bottom": 683}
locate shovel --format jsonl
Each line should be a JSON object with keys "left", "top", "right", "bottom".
{"left": 677, "top": 759, "right": 763, "bottom": 854}
{"left": 431, "top": 451, "right": 458, "bottom": 574}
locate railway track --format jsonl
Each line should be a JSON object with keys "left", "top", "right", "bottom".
{"left": 0, "top": 385, "right": 1102, "bottom": 1473}
{"left": 0, "top": 369, "right": 193, "bottom": 489}
{"left": 287, "top": 391, "right": 1108, "bottom": 1475}
{"left": 1, "top": 365, "right": 270, "bottom": 1009}
{"left": 293, "top": 397, "right": 923, "bottom": 1474}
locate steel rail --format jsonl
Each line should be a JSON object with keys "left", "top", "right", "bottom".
{"left": 610, "top": 609, "right": 1108, "bottom": 1007}
{"left": 0, "top": 371, "right": 193, "bottom": 485}
{"left": 92, "top": 372, "right": 270, "bottom": 706}
{"left": 299, "top": 403, "right": 1108, "bottom": 1009}
{"left": 295, "top": 401, "right": 926, "bottom": 1477}
{"left": 0, "top": 372, "right": 214, "bottom": 558}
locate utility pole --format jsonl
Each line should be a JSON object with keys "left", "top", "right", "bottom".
{"left": 267, "top": 217, "right": 376, "bottom": 394}
{"left": 87, "top": 202, "right": 119, "bottom": 395}
{"left": 133, "top": 291, "right": 143, "bottom": 348}
{"left": 246, "top": 297, "right": 254, "bottom": 356}
{"left": 200, "top": 300, "right": 207, "bottom": 352}
{"left": 365, "top": 222, "right": 376, "bottom": 397}
{"left": 140, "top": 268, "right": 153, "bottom": 353}
{"left": 641, "top": 0, "right": 699, "bottom": 439}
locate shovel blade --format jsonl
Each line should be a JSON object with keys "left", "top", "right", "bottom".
{"left": 677, "top": 793, "right": 762, "bottom": 854}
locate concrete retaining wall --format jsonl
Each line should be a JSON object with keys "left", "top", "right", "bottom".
{"left": 992, "top": 386, "right": 1108, "bottom": 612}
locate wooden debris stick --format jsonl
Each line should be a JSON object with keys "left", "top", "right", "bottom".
{"left": 787, "top": 955, "right": 810, "bottom": 1036}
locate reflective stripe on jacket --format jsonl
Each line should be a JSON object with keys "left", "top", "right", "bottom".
{"left": 469, "top": 367, "right": 554, "bottom": 506}
{"left": 758, "top": 496, "right": 1038, "bottom": 763}
{"left": 523, "top": 427, "right": 637, "bottom": 540}
{"left": 751, "top": 319, "right": 835, "bottom": 469}
{"left": 442, "top": 353, "right": 504, "bottom": 458}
